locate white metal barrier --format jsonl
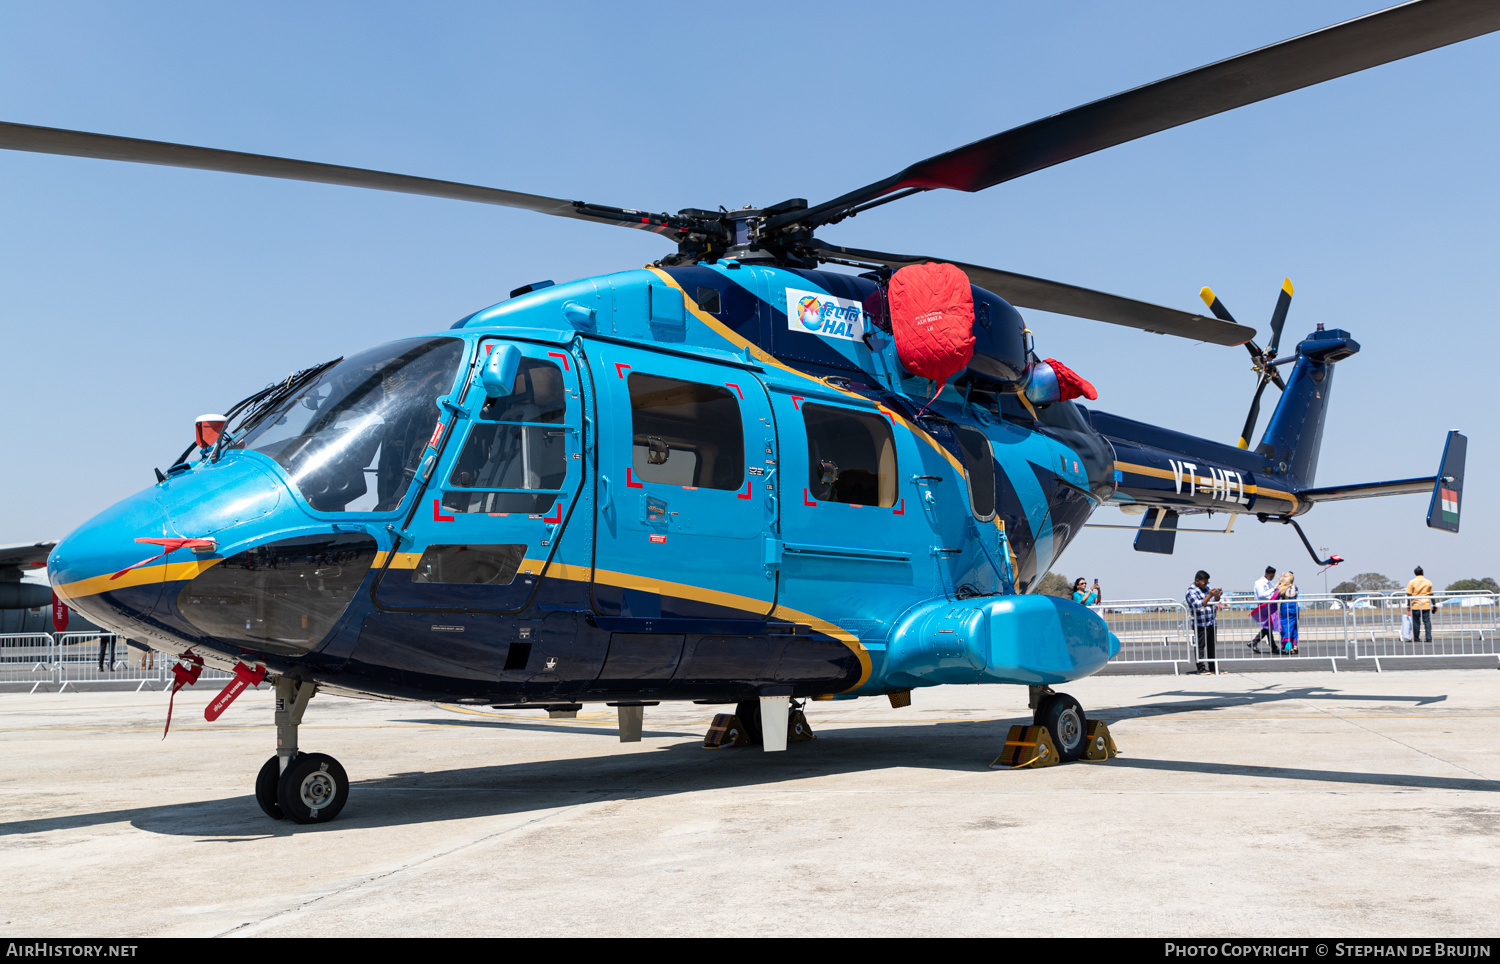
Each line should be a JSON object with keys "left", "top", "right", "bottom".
{"left": 1202, "top": 594, "right": 1350, "bottom": 672}
{"left": 0, "top": 633, "right": 235, "bottom": 690}
{"left": 8, "top": 592, "right": 1500, "bottom": 689}
{"left": 1096, "top": 591, "right": 1500, "bottom": 673}
{"left": 1091, "top": 599, "right": 1195, "bottom": 674}
{"left": 54, "top": 632, "right": 162, "bottom": 691}
{"left": 0, "top": 633, "right": 57, "bottom": 691}
{"left": 1348, "top": 592, "right": 1500, "bottom": 670}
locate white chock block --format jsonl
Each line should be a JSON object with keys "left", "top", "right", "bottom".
{"left": 760, "top": 695, "right": 789, "bottom": 752}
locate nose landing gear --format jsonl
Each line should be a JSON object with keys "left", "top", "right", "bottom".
{"left": 1029, "top": 685, "right": 1087, "bottom": 762}
{"left": 253, "top": 676, "right": 350, "bottom": 824}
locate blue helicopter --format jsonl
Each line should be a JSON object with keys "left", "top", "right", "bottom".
{"left": 12, "top": 0, "right": 1487, "bottom": 823}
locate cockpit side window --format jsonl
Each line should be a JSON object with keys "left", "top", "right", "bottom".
{"left": 479, "top": 358, "right": 566, "bottom": 424}
{"left": 444, "top": 357, "right": 569, "bottom": 515}
{"left": 803, "top": 403, "right": 897, "bottom": 507}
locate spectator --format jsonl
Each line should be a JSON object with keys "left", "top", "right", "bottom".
{"left": 1186, "top": 570, "right": 1224, "bottom": 674}
{"left": 1275, "top": 571, "right": 1300, "bottom": 655}
{"left": 96, "top": 634, "right": 116, "bottom": 673}
{"left": 1250, "top": 565, "right": 1277, "bottom": 653}
{"left": 1406, "top": 566, "right": 1434, "bottom": 642}
{"left": 128, "top": 639, "right": 154, "bottom": 671}
{"left": 1072, "top": 577, "right": 1101, "bottom": 606}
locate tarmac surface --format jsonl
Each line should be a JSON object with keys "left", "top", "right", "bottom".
{"left": 3, "top": 668, "right": 1498, "bottom": 938}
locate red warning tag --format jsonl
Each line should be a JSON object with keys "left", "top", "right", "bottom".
{"left": 204, "top": 661, "right": 267, "bottom": 722}
{"left": 649, "top": 534, "right": 667, "bottom": 544}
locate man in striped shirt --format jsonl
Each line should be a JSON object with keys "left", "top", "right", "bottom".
{"left": 1186, "top": 570, "right": 1224, "bottom": 674}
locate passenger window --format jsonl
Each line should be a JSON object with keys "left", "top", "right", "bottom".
{"left": 411, "top": 545, "right": 527, "bottom": 585}
{"left": 444, "top": 358, "right": 568, "bottom": 514}
{"left": 803, "top": 403, "right": 897, "bottom": 507}
{"left": 955, "top": 426, "right": 996, "bottom": 520}
{"left": 628, "top": 373, "right": 743, "bottom": 490}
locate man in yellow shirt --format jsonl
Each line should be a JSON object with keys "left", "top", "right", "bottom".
{"left": 1406, "top": 566, "right": 1434, "bottom": 642}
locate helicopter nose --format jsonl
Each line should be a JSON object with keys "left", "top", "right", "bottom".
{"left": 50, "top": 486, "right": 174, "bottom": 636}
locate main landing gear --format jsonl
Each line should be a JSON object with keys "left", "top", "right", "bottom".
{"left": 1028, "top": 685, "right": 1087, "bottom": 762}
{"left": 254, "top": 676, "right": 349, "bottom": 824}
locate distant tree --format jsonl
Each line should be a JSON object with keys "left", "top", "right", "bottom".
{"left": 1034, "top": 572, "right": 1072, "bottom": 597}
{"left": 1352, "top": 572, "right": 1399, "bottom": 592}
{"left": 1446, "top": 577, "right": 1499, "bottom": 592}
{"left": 1331, "top": 581, "right": 1359, "bottom": 595}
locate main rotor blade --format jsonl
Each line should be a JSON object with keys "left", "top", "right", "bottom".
{"left": 775, "top": 0, "right": 1500, "bottom": 232}
{"left": 0, "top": 121, "right": 690, "bottom": 238}
{"left": 808, "top": 241, "right": 1254, "bottom": 346}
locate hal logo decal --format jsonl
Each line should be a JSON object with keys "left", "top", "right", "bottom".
{"left": 786, "top": 287, "right": 865, "bottom": 342}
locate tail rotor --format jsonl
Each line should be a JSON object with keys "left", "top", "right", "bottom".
{"left": 1200, "top": 278, "right": 1294, "bottom": 450}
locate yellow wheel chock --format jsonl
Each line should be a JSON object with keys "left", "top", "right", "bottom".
{"left": 991, "top": 725, "right": 1059, "bottom": 769}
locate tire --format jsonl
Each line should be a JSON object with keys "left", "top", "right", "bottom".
{"left": 255, "top": 754, "right": 292, "bottom": 820}
{"left": 733, "top": 699, "right": 764, "bottom": 746}
{"left": 1035, "top": 693, "right": 1087, "bottom": 762}
{"left": 277, "top": 752, "right": 349, "bottom": 824}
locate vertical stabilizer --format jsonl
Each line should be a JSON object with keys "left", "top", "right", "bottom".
{"left": 1256, "top": 328, "right": 1359, "bottom": 488}
{"left": 1426, "top": 431, "right": 1466, "bottom": 533}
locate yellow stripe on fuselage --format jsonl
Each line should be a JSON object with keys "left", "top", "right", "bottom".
{"left": 526, "top": 553, "right": 872, "bottom": 691}
{"left": 53, "top": 558, "right": 225, "bottom": 605}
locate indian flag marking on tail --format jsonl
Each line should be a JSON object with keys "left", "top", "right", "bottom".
{"left": 1441, "top": 488, "right": 1460, "bottom": 522}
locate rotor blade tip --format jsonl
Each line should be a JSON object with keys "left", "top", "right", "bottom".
{"left": 1282, "top": 278, "right": 1294, "bottom": 296}
{"left": 1199, "top": 287, "right": 1216, "bottom": 307}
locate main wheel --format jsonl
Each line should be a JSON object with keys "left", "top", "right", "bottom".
{"left": 1034, "top": 693, "right": 1087, "bottom": 762}
{"left": 733, "top": 699, "right": 764, "bottom": 746}
{"left": 255, "top": 754, "right": 292, "bottom": 820}
{"left": 277, "top": 752, "right": 349, "bottom": 824}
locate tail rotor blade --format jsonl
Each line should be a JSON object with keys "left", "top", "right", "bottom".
{"left": 1199, "top": 286, "right": 1238, "bottom": 324}
{"left": 1267, "top": 277, "right": 1294, "bottom": 356}
{"left": 1202, "top": 286, "right": 1266, "bottom": 362}
{"left": 1239, "top": 378, "right": 1270, "bottom": 450}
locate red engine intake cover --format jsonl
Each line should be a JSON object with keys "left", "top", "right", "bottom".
{"left": 889, "top": 263, "right": 975, "bottom": 384}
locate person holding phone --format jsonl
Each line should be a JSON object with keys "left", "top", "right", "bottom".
{"left": 1072, "top": 577, "right": 1101, "bottom": 607}
{"left": 1186, "top": 570, "right": 1224, "bottom": 674}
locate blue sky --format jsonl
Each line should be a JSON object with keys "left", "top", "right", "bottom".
{"left": 2, "top": 1, "right": 1496, "bottom": 598}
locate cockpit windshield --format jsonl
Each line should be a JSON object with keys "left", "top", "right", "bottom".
{"left": 231, "top": 337, "right": 465, "bottom": 512}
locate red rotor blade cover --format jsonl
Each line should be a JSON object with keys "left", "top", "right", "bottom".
{"left": 1043, "top": 357, "right": 1097, "bottom": 401}
{"left": 889, "top": 263, "right": 976, "bottom": 384}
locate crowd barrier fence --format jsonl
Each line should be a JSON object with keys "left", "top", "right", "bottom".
{"left": 6, "top": 592, "right": 1499, "bottom": 689}
{"left": 0, "top": 633, "right": 235, "bottom": 691}
{"left": 1095, "top": 592, "right": 1500, "bottom": 672}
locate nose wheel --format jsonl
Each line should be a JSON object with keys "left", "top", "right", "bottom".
{"left": 277, "top": 752, "right": 349, "bottom": 823}
{"left": 256, "top": 677, "right": 351, "bottom": 825}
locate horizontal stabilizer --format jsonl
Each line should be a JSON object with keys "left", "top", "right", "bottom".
{"left": 1298, "top": 478, "right": 1435, "bottom": 503}
{"left": 1133, "top": 508, "right": 1178, "bottom": 554}
{"left": 1426, "top": 431, "right": 1466, "bottom": 533}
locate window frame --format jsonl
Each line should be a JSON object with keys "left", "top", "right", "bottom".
{"left": 626, "top": 371, "right": 745, "bottom": 491}
{"left": 801, "top": 401, "right": 900, "bottom": 508}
